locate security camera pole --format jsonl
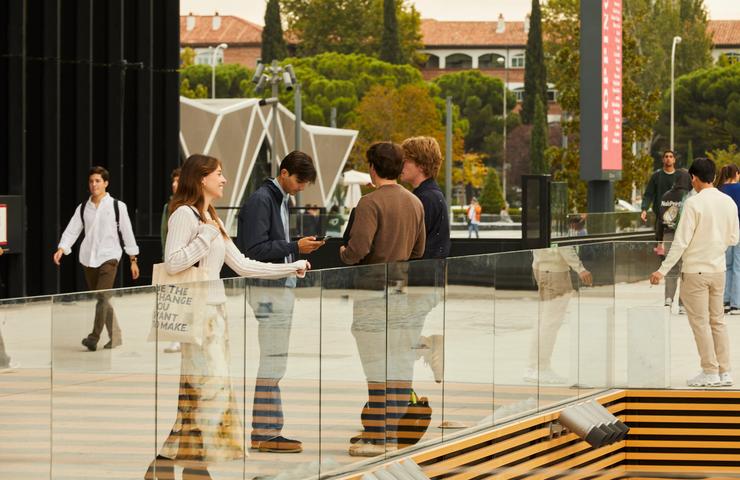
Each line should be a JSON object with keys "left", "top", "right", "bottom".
{"left": 252, "top": 60, "right": 297, "bottom": 178}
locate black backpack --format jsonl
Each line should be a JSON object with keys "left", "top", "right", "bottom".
{"left": 79, "top": 197, "right": 125, "bottom": 248}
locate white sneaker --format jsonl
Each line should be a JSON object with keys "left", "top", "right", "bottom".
{"left": 163, "top": 342, "right": 181, "bottom": 353}
{"left": 0, "top": 360, "right": 20, "bottom": 374}
{"left": 687, "top": 371, "right": 721, "bottom": 387}
{"left": 523, "top": 367, "right": 567, "bottom": 385}
{"left": 418, "top": 335, "right": 444, "bottom": 383}
{"left": 720, "top": 372, "right": 734, "bottom": 386}
{"left": 678, "top": 306, "right": 686, "bottom": 315}
{"left": 664, "top": 298, "right": 673, "bottom": 307}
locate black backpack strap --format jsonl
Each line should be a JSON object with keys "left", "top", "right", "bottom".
{"left": 79, "top": 199, "right": 88, "bottom": 231}
{"left": 112, "top": 198, "right": 125, "bottom": 249}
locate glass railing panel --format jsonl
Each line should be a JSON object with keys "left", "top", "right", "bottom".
{"left": 318, "top": 263, "right": 388, "bottom": 472}
{"left": 575, "top": 242, "right": 615, "bottom": 396}
{"left": 153, "top": 277, "right": 248, "bottom": 480}
{"left": 532, "top": 245, "right": 583, "bottom": 410}
{"left": 0, "top": 295, "right": 52, "bottom": 480}
{"left": 552, "top": 211, "right": 656, "bottom": 238}
{"left": 384, "top": 259, "right": 445, "bottom": 454}
{"left": 613, "top": 241, "right": 668, "bottom": 389}
{"left": 51, "top": 284, "right": 157, "bottom": 479}
{"left": 444, "top": 254, "right": 495, "bottom": 430}
{"left": 493, "top": 250, "right": 539, "bottom": 422}
{"left": 243, "top": 271, "right": 321, "bottom": 478}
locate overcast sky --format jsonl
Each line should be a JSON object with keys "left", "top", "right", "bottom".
{"left": 181, "top": 0, "right": 739, "bottom": 25}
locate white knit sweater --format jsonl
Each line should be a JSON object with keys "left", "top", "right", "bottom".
{"left": 165, "top": 205, "right": 306, "bottom": 304}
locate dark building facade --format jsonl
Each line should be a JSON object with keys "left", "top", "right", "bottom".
{"left": 1, "top": 0, "right": 181, "bottom": 297}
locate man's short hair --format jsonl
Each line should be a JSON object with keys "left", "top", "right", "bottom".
{"left": 89, "top": 166, "right": 110, "bottom": 182}
{"left": 663, "top": 150, "right": 675, "bottom": 158}
{"left": 402, "top": 136, "right": 442, "bottom": 178}
{"left": 688, "top": 157, "right": 716, "bottom": 184}
{"left": 171, "top": 167, "right": 181, "bottom": 181}
{"left": 366, "top": 142, "right": 404, "bottom": 180}
{"left": 280, "top": 151, "right": 317, "bottom": 183}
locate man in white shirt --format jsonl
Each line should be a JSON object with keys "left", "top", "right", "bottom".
{"left": 53, "top": 166, "right": 140, "bottom": 351}
{"left": 650, "top": 158, "right": 739, "bottom": 387}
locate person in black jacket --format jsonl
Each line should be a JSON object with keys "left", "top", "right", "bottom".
{"left": 657, "top": 168, "right": 692, "bottom": 312}
{"left": 236, "top": 151, "right": 324, "bottom": 454}
{"left": 641, "top": 150, "right": 677, "bottom": 229}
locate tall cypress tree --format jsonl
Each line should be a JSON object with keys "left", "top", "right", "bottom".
{"left": 530, "top": 94, "right": 549, "bottom": 174}
{"left": 261, "top": 0, "right": 287, "bottom": 64}
{"left": 380, "top": 0, "right": 402, "bottom": 64}
{"left": 522, "top": 0, "right": 547, "bottom": 124}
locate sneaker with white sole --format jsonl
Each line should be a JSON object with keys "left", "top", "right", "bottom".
{"left": 418, "top": 335, "right": 443, "bottom": 383}
{"left": 720, "top": 372, "right": 734, "bottom": 386}
{"left": 523, "top": 367, "right": 568, "bottom": 385}
{"left": 687, "top": 371, "right": 721, "bottom": 387}
{"left": 664, "top": 298, "right": 672, "bottom": 307}
{"left": 678, "top": 306, "right": 686, "bottom": 315}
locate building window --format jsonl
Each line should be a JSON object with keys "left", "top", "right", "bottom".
{"left": 424, "top": 54, "right": 440, "bottom": 69}
{"left": 446, "top": 53, "right": 473, "bottom": 69}
{"left": 511, "top": 53, "right": 525, "bottom": 68}
{"left": 724, "top": 52, "right": 740, "bottom": 64}
{"left": 479, "top": 53, "right": 506, "bottom": 69}
{"left": 514, "top": 88, "right": 524, "bottom": 102}
{"left": 547, "top": 89, "right": 557, "bottom": 102}
{"left": 193, "top": 48, "right": 224, "bottom": 66}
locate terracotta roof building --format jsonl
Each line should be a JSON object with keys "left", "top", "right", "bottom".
{"left": 180, "top": 13, "right": 263, "bottom": 67}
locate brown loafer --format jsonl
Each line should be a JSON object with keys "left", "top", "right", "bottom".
{"left": 251, "top": 435, "right": 302, "bottom": 453}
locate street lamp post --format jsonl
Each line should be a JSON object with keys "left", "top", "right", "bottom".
{"left": 252, "top": 60, "right": 298, "bottom": 178}
{"left": 670, "top": 36, "right": 682, "bottom": 151}
{"left": 211, "top": 43, "right": 228, "bottom": 99}
{"left": 497, "top": 55, "right": 509, "bottom": 204}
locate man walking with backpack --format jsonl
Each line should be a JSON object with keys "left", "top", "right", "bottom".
{"left": 53, "top": 166, "right": 140, "bottom": 351}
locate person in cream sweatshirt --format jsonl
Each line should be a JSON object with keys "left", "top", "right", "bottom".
{"left": 650, "top": 158, "right": 739, "bottom": 388}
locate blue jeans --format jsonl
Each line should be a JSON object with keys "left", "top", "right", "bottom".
{"left": 725, "top": 241, "right": 740, "bottom": 307}
{"left": 468, "top": 222, "right": 479, "bottom": 238}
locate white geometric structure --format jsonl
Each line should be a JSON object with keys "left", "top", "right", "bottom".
{"left": 180, "top": 97, "right": 358, "bottom": 232}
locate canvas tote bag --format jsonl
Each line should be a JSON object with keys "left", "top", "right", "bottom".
{"left": 147, "top": 207, "right": 209, "bottom": 345}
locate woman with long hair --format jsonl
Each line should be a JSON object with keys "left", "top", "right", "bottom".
{"left": 145, "top": 154, "right": 308, "bottom": 480}
{"left": 717, "top": 164, "right": 740, "bottom": 314}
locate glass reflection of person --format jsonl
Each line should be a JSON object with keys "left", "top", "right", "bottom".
{"left": 340, "top": 142, "right": 426, "bottom": 457}
{"left": 0, "top": 247, "right": 19, "bottom": 373}
{"left": 235, "top": 151, "right": 324, "bottom": 454}
{"left": 145, "top": 154, "right": 308, "bottom": 480}
{"left": 525, "top": 246, "right": 592, "bottom": 385}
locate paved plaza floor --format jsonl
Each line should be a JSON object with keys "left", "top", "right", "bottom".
{"left": 1, "top": 278, "right": 738, "bottom": 479}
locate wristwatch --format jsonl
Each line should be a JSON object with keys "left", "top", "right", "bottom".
{"left": 130, "top": 256, "right": 138, "bottom": 263}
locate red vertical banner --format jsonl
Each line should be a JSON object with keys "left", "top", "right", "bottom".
{"left": 601, "top": 0, "right": 622, "bottom": 171}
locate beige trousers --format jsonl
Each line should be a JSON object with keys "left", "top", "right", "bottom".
{"left": 680, "top": 272, "right": 731, "bottom": 374}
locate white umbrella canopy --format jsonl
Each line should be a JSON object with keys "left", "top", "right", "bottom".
{"left": 341, "top": 170, "right": 372, "bottom": 209}
{"left": 342, "top": 169, "right": 372, "bottom": 186}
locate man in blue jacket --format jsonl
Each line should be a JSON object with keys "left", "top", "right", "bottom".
{"left": 236, "top": 151, "right": 324, "bottom": 454}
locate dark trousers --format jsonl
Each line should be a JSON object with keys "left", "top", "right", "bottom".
{"left": 83, "top": 259, "right": 122, "bottom": 345}
{"left": 249, "top": 284, "right": 295, "bottom": 444}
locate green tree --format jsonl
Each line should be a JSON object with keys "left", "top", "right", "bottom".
{"left": 180, "top": 47, "right": 196, "bottom": 67}
{"left": 262, "top": 0, "right": 288, "bottom": 63}
{"left": 380, "top": 0, "right": 402, "bottom": 64}
{"left": 282, "top": 0, "right": 423, "bottom": 65}
{"left": 348, "top": 83, "right": 464, "bottom": 168}
{"left": 432, "top": 70, "right": 518, "bottom": 156}
{"left": 180, "top": 64, "right": 254, "bottom": 99}
{"left": 269, "top": 52, "right": 426, "bottom": 127}
{"left": 479, "top": 167, "right": 505, "bottom": 213}
{"left": 625, "top": 0, "right": 712, "bottom": 99}
{"left": 530, "top": 94, "right": 548, "bottom": 174}
{"left": 522, "top": 0, "right": 548, "bottom": 124}
{"left": 654, "top": 62, "right": 740, "bottom": 159}
{"left": 707, "top": 144, "right": 740, "bottom": 170}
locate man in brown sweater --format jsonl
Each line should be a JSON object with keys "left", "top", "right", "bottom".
{"left": 340, "top": 142, "right": 428, "bottom": 457}
{"left": 340, "top": 143, "right": 426, "bottom": 265}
